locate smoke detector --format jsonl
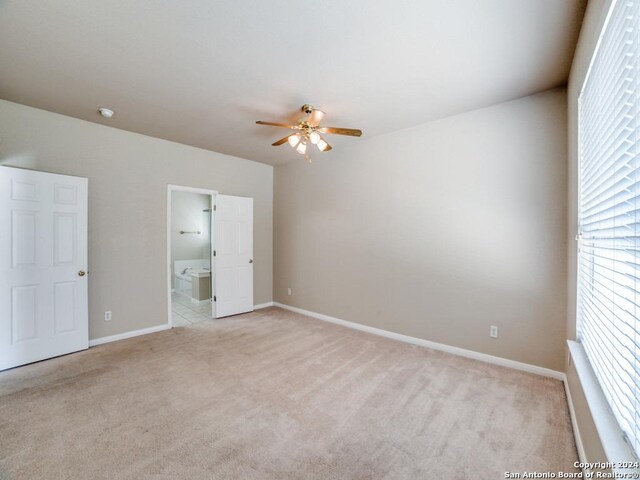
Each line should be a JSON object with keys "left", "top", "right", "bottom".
{"left": 98, "top": 107, "right": 114, "bottom": 119}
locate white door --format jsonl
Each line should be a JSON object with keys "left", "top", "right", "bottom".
{"left": 214, "top": 194, "right": 253, "bottom": 318}
{"left": 0, "top": 167, "right": 88, "bottom": 371}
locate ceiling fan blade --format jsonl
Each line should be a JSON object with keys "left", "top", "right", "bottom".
{"left": 307, "top": 109, "right": 325, "bottom": 127}
{"left": 272, "top": 135, "right": 293, "bottom": 146}
{"left": 256, "top": 121, "right": 299, "bottom": 129}
{"left": 317, "top": 127, "right": 362, "bottom": 137}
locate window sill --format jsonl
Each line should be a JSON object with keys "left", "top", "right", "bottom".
{"left": 568, "top": 340, "right": 638, "bottom": 472}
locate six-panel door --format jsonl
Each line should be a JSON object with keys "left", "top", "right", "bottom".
{"left": 0, "top": 167, "right": 88, "bottom": 371}
{"left": 214, "top": 194, "right": 253, "bottom": 318}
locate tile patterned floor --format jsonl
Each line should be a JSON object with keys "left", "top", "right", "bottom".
{"left": 171, "top": 292, "right": 212, "bottom": 327}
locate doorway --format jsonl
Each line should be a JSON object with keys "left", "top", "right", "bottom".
{"left": 167, "top": 185, "right": 216, "bottom": 326}
{"left": 166, "top": 185, "right": 255, "bottom": 326}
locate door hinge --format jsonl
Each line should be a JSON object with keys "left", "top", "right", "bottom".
{"left": 214, "top": 296, "right": 216, "bottom": 302}
{"left": 213, "top": 250, "right": 216, "bottom": 257}
{"left": 213, "top": 205, "right": 217, "bottom": 211}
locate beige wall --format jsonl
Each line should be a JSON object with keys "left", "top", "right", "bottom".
{"left": 566, "top": 0, "right": 615, "bottom": 464}
{"left": 274, "top": 88, "right": 567, "bottom": 371}
{"left": 0, "top": 99, "right": 273, "bottom": 340}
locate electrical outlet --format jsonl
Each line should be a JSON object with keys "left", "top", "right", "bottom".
{"left": 287, "top": 287, "right": 292, "bottom": 296}
{"left": 104, "top": 311, "right": 112, "bottom": 322}
{"left": 490, "top": 325, "right": 498, "bottom": 338}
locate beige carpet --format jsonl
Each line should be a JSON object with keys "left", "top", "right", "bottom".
{"left": 0, "top": 307, "right": 577, "bottom": 479}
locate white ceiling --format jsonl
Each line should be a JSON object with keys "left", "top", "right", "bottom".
{"left": 0, "top": 0, "right": 586, "bottom": 166}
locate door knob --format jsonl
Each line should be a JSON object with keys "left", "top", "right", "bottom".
{"left": 249, "top": 259, "right": 253, "bottom": 264}
{"left": 78, "top": 270, "right": 86, "bottom": 277}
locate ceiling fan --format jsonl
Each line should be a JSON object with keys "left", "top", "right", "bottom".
{"left": 256, "top": 104, "right": 362, "bottom": 162}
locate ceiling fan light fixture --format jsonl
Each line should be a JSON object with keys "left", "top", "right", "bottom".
{"left": 256, "top": 104, "right": 361, "bottom": 161}
{"left": 287, "top": 134, "right": 300, "bottom": 148}
{"left": 309, "top": 131, "right": 321, "bottom": 144}
{"left": 317, "top": 139, "right": 329, "bottom": 152}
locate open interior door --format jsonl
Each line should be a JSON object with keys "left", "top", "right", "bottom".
{"left": 214, "top": 194, "right": 253, "bottom": 318}
{"left": 0, "top": 166, "right": 88, "bottom": 371}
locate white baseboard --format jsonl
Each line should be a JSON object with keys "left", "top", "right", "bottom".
{"left": 254, "top": 301, "right": 274, "bottom": 310}
{"left": 273, "top": 302, "right": 564, "bottom": 380}
{"left": 89, "top": 324, "right": 171, "bottom": 347}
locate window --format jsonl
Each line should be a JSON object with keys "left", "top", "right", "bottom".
{"left": 577, "top": 0, "right": 640, "bottom": 458}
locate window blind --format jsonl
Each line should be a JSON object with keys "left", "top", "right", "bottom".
{"left": 577, "top": 0, "right": 640, "bottom": 458}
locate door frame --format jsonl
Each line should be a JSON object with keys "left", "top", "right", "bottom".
{"left": 166, "top": 184, "right": 218, "bottom": 327}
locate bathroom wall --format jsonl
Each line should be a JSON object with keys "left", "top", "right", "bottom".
{"left": 171, "top": 191, "right": 211, "bottom": 288}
